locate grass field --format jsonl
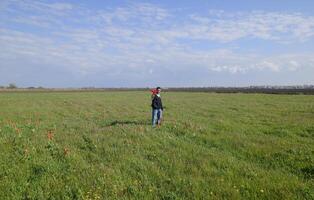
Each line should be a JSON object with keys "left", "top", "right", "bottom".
{"left": 0, "top": 91, "right": 313, "bottom": 199}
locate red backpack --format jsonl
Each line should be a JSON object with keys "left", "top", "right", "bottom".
{"left": 150, "top": 89, "right": 158, "bottom": 95}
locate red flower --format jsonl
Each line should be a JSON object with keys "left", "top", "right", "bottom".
{"left": 64, "top": 148, "right": 69, "bottom": 155}
{"left": 47, "top": 130, "right": 54, "bottom": 140}
{"left": 15, "top": 127, "right": 21, "bottom": 134}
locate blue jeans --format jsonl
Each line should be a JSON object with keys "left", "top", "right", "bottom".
{"left": 152, "top": 109, "right": 163, "bottom": 126}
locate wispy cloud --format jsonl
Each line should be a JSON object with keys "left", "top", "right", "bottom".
{"left": 0, "top": 1, "right": 314, "bottom": 86}
{"left": 186, "top": 10, "right": 314, "bottom": 42}
{"left": 96, "top": 3, "right": 170, "bottom": 24}
{"left": 11, "top": 0, "right": 74, "bottom": 14}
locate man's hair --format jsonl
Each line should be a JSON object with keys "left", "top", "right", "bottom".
{"left": 156, "top": 87, "right": 161, "bottom": 90}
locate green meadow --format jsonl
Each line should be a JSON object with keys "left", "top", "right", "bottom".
{"left": 0, "top": 91, "right": 313, "bottom": 199}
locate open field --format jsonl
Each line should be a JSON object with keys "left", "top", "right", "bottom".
{"left": 0, "top": 91, "right": 313, "bottom": 199}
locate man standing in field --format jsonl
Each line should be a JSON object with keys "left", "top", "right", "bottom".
{"left": 151, "top": 87, "right": 163, "bottom": 127}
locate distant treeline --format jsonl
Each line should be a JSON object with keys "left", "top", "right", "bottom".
{"left": 1, "top": 86, "right": 314, "bottom": 95}
{"left": 165, "top": 87, "right": 314, "bottom": 95}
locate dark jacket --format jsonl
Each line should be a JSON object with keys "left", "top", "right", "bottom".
{"left": 151, "top": 95, "right": 163, "bottom": 110}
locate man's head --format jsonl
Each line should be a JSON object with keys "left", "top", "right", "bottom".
{"left": 156, "top": 87, "right": 161, "bottom": 93}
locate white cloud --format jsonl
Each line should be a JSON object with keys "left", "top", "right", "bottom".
{"left": 0, "top": 1, "right": 314, "bottom": 85}
{"left": 187, "top": 11, "right": 314, "bottom": 42}
{"left": 91, "top": 2, "right": 170, "bottom": 27}
{"left": 13, "top": 0, "right": 74, "bottom": 15}
{"left": 48, "top": 2, "right": 73, "bottom": 11}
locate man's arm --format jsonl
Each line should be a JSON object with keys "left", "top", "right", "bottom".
{"left": 152, "top": 96, "right": 158, "bottom": 108}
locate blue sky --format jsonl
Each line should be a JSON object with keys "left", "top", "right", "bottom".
{"left": 0, "top": 0, "right": 314, "bottom": 87}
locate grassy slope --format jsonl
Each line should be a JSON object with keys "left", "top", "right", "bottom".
{"left": 0, "top": 92, "right": 313, "bottom": 199}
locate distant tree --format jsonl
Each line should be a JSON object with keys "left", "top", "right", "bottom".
{"left": 8, "top": 83, "right": 17, "bottom": 89}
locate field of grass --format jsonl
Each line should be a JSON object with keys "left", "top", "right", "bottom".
{"left": 0, "top": 91, "right": 313, "bottom": 199}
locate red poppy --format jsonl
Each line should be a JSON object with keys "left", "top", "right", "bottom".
{"left": 47, "top": 131, "right": 54, "bottom": 140}
{"left": 64, "top": 148, "right": 69, "bottom": 155}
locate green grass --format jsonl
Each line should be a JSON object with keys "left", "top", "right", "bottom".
{"left": 0, "top": 91, "right": 313, "bottom": 199}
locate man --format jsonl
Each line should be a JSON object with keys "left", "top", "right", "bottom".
{"left": 151, "top": 87, "right": 163, "bottom": 127}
